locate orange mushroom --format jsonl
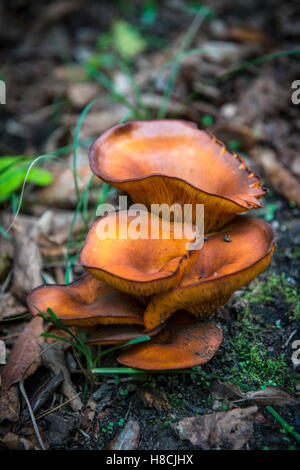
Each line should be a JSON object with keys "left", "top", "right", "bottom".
{"left": 90, "top": 120, "right": 266, "bottom": 232}
{"left": 143, "top": 216, "right": 275, "bottom": 331}
{"left": 27, "top": 273, "right": 144, "bottom": 327}
{"left": 79, "top": 210, "right": 198, "bottom": 297}
{"left": 117, "top": 312, "right": 223, "bottom": 370}
{"left": 26, "top": 118, "right": 276, "bottom": 372}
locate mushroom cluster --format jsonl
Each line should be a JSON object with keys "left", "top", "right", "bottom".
{"left": 28, "top": 120, "right": 275, "bottom": 370}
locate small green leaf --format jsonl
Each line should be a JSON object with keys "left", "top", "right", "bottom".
{"left": 112, "top": 20, "right": 147, "bottom": 60}
{"left": 0, "top": 156, "right": 53, "bottom": 202}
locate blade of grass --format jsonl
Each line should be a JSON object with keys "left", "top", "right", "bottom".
{"left": 0, "top": 224, "right": 12, "bottom": 242}
{"left": 157, "top": 10, "right": 208, "bottom": 119}
{"left": 65, "top": 174, "right": 94, "bottom": 282}
{"left": 0, "top": 313, "right": 30, "bottom": 322}
{"left": 86, "top": 65, "right": 145, "bottom": 119}
{"left": 41, "top": 332, "right": 77, "bottom": 349}
{"left": 119, "top": 60, "right": 150, "bottom": 119}
{"left": 73, "top": 97, "right": 103, "bottom": 209}
{"left": 4, "top": 154, "right": 58, "bottom": 234}
{"left": 266, "top": 405, "right": 300, "bottom": 443}
{"left": 93, "top": 335, "right": 151, "bottom": 365}
{"left": 65, "top": 254, "right": 79, "bottom": 284}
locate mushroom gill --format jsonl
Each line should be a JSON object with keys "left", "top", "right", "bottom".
{"left": 143, "top": 216, "right": 275, "bottom": 331}
{"left": 90, "top": 120, "right": 266, "bottom": 232}
{"left": 79, "top": 210, "right": 198, "bottom": 297}
{"left": 27, "top": 273, "right": 144, "bottom": 327}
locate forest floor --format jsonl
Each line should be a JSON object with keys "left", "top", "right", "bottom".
{"left": 0, "top": 0, "right": 299, "bottom": 451}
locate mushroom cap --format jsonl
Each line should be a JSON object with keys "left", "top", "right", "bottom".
{"left": 79, "top": 211, "right": 198, "bottom": 296}
{"left": 144, "top": 216, "right": 275, "bottom": 331}
{"left": 117, "top": 312, "right": 223, "bottom": 370}
{"left": 27, "top": 273, "right": 144, "bottom": 327}
{"left": 90, "top": 120, "right": 266, "bottom": 232}
{"left": 86, "top": 324, "right": 164, "bottom": 345}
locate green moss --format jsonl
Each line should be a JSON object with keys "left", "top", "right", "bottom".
{"left": 229, "top": 307, "right": 290, "bottom": 388}
{"left": 168, "top": 393, "right": 186, "bottom": 410}
{"left": 291, "top": 247, "right": 300, "bottom": 259}
{"left": 244, "top": 272, "right": 299, "bottom": 319}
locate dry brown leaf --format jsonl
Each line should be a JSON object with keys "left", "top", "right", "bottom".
{"left": 68, "top": 82, "right": 100, "bottom": 108}
{"left": 137, "top": 387, "right": 171, "bottom": 411}
{"left": 37, "top": 209, "right": 84, "bottom": 245}
{"left": 1, "top": 317, "right": 44, "bottom": 390}
{"left": 0, "top": 432, "right": 39, "bottom": 450}
{"left": 11, "top": 216, "right": 42, "bottom": 296}
{"left": 62, "top": 108, "right": 128, "bottom": 139}
{"left": 106, "top": 420, "right": 140, "bottom": 450}
{"left": 0, "top": 384, "right": 20, "bottom": 423}
{"left": 212, "top": 121, "right": 257, "bottom": 151}
{"left": 209, "top": 379, "right": 244, "bottom": 401}
{"left": 0, "top": 292, "right": 27, "bottom": 321}
{"left": 226, "top": 26, "right": 273, "bottom": 45}
{"left": 41, "top": 342, "right": 82, "bottom": 411}
{"left": 210, "top": 379, "right": 299, "bottom": 406}
{"left": 172, "top": 406, "right": 258, "bottom": 450}
{"left": 242, "top": 386, "right": 300, "bottom": 406}
{"left": 253, "top": 147, "right": 300, "bottom": 206}
{"left": 36, "top": 165, "right": 93, "bottom": 208}
{"left": 81, "top": 396, "right": 97, "bottom": 431}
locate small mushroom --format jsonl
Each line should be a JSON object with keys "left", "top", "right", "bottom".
{"left": 79, "top": 211, "right": 198, "bottom": 297}
{"left": 90, "top": 120, "right": 266, "bottom": 232}
{"left": 144, "top": 216, "right": 275, "bottom": 331}
{"left": 117, "top": 312, "right": 223, "bottom": 370}
{"left": 27, "top": 273, "right": 144, "bottom": 327}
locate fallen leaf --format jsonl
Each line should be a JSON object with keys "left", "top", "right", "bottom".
{"left": 21, "top": 370, "right": 64, "bottom": 421}
{"left": 68, "top": 82, "right": 100, "bottom": 108}
{"left": 252, "top": 147, "right": 300, "bottom": 206}
{"left": 172, "top": 406, "right": 258, "bottom": 450}
{"left": 242, "top": 386, "right": 300, "bottom": 406}
{"left": 1, "top": 317, "right": 44, "bottom": 390}
{"left": 0, "top": 292, "right": 28, "bottom": 321}
{"left": 0, "top": 432, "right": 38, "bottom": 450}
{"left": 81, "top": 396, "right": 97, "bottom": 431}
{"left": 62, "top": 107, "right": 128, "bottom": 141}
{"left": 45, "top": 411, "right": 81, "bottom": 447}
{"left": 106, "top": 420, "right": 140, "bottom": 450}
{"left": 41, "top": 342, "right": 82, "bottom": 411}
{"left": 239, "top": 77, "right": 289, "bottom": 124}
{"left": 37, "top": 209, "right": 84, "bottom": 245}
{"left": 11, "top": 216, "right": 43, "bottom": 296}
{"left": 210, "top": 380, "right": 299, "bottom": 406}
{"left": 0, "top": 384, "right": 20, "bottom": 423}
{"left": 137, "top": 387, "right": 171, "bottom": 411}
{"left": 209, "top": 379, "right": 244, "bottom": 401}
{"left": 226, "top": 26, "right": 272, "bottom": 46}
{"left": 35, "top": 164, "right": 93, "bottom": 208}
{"left": 212, "top": 121, "right": 257, "bottom": 151}
{"left": 33, "top": 147, "right": 100, "bottom": 208}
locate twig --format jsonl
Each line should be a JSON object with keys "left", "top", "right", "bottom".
{"left": 30, "top": 392, "right": 82, "bottom": 422}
